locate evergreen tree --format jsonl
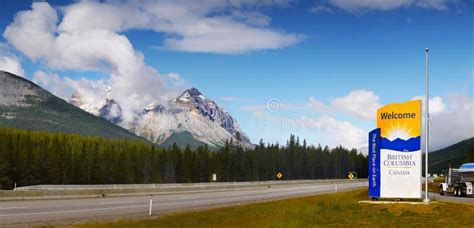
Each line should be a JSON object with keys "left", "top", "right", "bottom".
{"left": 0, "top": 128, "right": 369, "bottom": 188}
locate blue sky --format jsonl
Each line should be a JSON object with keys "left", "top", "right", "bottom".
{"left": 0, "top": 0, "right": 472, "bottom": 150}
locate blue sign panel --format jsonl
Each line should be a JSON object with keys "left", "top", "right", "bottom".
{"left": 368, "top": 128, "right": 381, "bottom": 197}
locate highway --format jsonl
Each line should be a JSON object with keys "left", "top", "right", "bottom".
{"left": 0, "top": 181, "right": 366, "bottom": 226}
{"left": 428, "top": 192, "right": 474, "bottom": 204}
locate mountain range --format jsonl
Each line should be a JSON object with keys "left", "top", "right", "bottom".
{"left": 70, "top": 86, "right": 253, "bottom": 149}
{"left": 380, "top": 136, "right": 421, "bottom": 152}
{"left": 0, "top": 70, "right": 145, "bottom": 141}
{"left": 0, "top": 70, "right": 253, "bottom": 149}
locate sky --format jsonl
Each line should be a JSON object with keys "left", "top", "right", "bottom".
{"left": 0, "top": 0, "right": 472, "bottom": 151}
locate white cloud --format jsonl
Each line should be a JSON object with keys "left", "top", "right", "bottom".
{"left": 0, "top": 44, "right": 25, "bottom": 77}
{"left": 307, "top": 90, "right": 472, "bottom": 150}
{"left": 307, "top": 96, "right": 328, "bottom": 112}
{"left": 328, "top": 0, "right": 448, "bottom": 11}
{"left": 310, "top": 5, "right": 335, "bottom": 14}
{"left": 429, "top": 94, "right": 473, "bottom": 150}
{"left": 415, "top": 0, "right": 448, "bottom": 10}
{"left": 249, "top": 111, "right": 366, "bottom": 149}
{"left": 302, "top": 116, "right": 366, "bottom": 149}
{"left": 3, "top": 2, "right": 185, "bottom": 123}
{"left": 3, "top": 1, "right": 303, "bottom": 124}
{"left": 331, "top": 90, "right": 381, "bottom": 120}
{"left": 411, "top": 95, "right": 446, "bottom": 115}
{"left": 0, "top": 56, "right": 25, "bottom": 77}
{"left": 57, "top": 0, "right": 303, "bottom": 54}
{"left": 32, "top": 71, "right": 75, "bottom": 100}
{"left": 308, "top": 89, "right": 381, "bottom": 120}
{"left": 31, "top": 70, "right": 111, "bottom": 111}
{"left": 166, "top": 72, "right": 186, "bottom": 86}
{"left": 246, "top": 90, "right": 472, "bottom": 150}
{"left": 230, "top": 10, "right": 272, "bottom": 26}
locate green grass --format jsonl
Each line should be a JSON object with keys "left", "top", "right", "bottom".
{"left": 78, "top": 189, "right": 474, "bottom": 227}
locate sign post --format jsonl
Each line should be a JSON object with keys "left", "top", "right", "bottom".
{"left": 369, "top": 100, "right": 422, "bottom": 199}
{"left": 424, "top": 48, "right": 430, "bottom": 203}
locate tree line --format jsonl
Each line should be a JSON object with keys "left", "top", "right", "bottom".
{"left": 0, "top": 128, "right": 367, "bottom": 190}
{"left": 465, "top": 144, "right": 474, "bottom": 163}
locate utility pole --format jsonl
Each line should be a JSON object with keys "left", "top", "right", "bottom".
{"left": 424, "top": 48, "right": 430, "bottom": 203}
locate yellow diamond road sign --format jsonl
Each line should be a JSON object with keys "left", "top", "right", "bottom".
{"left": 276, "top": 172, "right": 283, "bottom": 180}
{"left": 347, "top": 172, "right": 357, "bottom": 180}
{"left": 348, "top": 173, "right": 354, "bottom": 180}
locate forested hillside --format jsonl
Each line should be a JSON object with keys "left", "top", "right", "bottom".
{"left": 0, "top": 71, "right": 145, "bottom": 141}
{"left": 464, "top": 144, "right": 474, "bottom": 163}
{"left": 425, "top": 137, "right": 474, "bottom": 174}
{"left": 0, "top": 128, "right": 367, "bottom": 190}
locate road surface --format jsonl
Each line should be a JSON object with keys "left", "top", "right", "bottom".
{"left": 0, "top": 181, "right": 365, "bottom": 226}
{"left": 428, "top": 192, "right": 474, "bottom": 204}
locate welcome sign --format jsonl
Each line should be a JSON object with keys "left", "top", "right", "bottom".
{"left": 369, "top": 100, "right": 422, "bottom": 198}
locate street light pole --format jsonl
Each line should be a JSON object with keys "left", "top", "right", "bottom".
{"left": 424, "top": 48, "right": 430, "bottom": 203}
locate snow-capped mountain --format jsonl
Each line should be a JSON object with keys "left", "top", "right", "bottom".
{"left": 170, "top": 88, "right": 247, "bottom": 142}
{"left": 70, "top": 92, "right": 123, "bottom": 124}
{"left": 0, "top": 70, "right": 145, "bottom": 141}
{"left": 69, "top": 87, "right": 253, "bottom": 149}
{"left": 70, "top": 92, "right": 100, "bottom": 116}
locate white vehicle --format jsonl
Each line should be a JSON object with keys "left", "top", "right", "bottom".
{"left": 439, "top": 163, "right": 474, "bottom": 197}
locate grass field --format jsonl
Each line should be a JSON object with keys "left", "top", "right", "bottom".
{"left": 78, "top": 188, "right": 474, "bottom": 227}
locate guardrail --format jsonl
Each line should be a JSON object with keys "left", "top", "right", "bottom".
{"left": 14, "top": 179, "right": 366, "bottom": 191}
{"left": 1, "top": 179, "right": 367, "bottom": 200}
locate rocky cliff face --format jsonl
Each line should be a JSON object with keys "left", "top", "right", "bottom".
{"left": 0, "top": 71, "right": 48, "bottom": 107}
{"left": 70, "top": 87, "right": 253, "bottom": 149}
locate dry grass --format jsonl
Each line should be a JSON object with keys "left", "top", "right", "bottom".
{"left": 77, "top": 188, "right": 474, "bottom": 227}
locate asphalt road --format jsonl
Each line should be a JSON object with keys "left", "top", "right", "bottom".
{"left": 0, "top": 181, "right": 366, "bottom": 226}
{"left": 428, "top": 192, "right": 474, "bottom": 204}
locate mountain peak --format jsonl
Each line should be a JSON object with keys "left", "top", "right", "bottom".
{"left": 175, "top": 87, "right": 207, "bottom": 103}
{"left": 67, "top": 84, "right": 254, "bottom": 149}
{"left": 185, "top": 87, "right": 202, "bottom": 96}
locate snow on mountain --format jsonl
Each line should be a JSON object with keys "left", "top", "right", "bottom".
{"left": 98, "top": 99, "right": 123, "bottom": 124}
{"left": 69, "top": 87, "right": 253, "bottom": 149}
{"left": 170, "top": 88, "right": 248, "bottom": 140}
{"left": 0, "top": 70, "right": 146, "bottom": 141}
{"left": 70, "top": 92, "right": 101, "bottom": 116}
{"left": 71, "top": 92, "right": 123, "bottom": 124}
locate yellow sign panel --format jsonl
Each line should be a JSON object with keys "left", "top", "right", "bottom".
{"left": 377, "top": 100, "right": 421, "bottom": 140}
{"left": 276, "top": 172, "right": 283, "bottom": 180}
{"left": 375, "top": 99, "right": 422, "bottom": 198}
{"left": 347, "top": 172, "right": 357, "bottom": 180}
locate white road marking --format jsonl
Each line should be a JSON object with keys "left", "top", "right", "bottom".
{"left": 0, "top": 207, "right": 26, "bottom": 210}
{"left": 99, "top": 201, "right": 134, "bottom": 205}
{"left": 0, "top": 183, "right": 365, "bottom": 218}
{"left": 0, "top": 205, "right": 148, "bottom": 217}
{"left": 178, "top": 196, "right": 201, "bottom": 200}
